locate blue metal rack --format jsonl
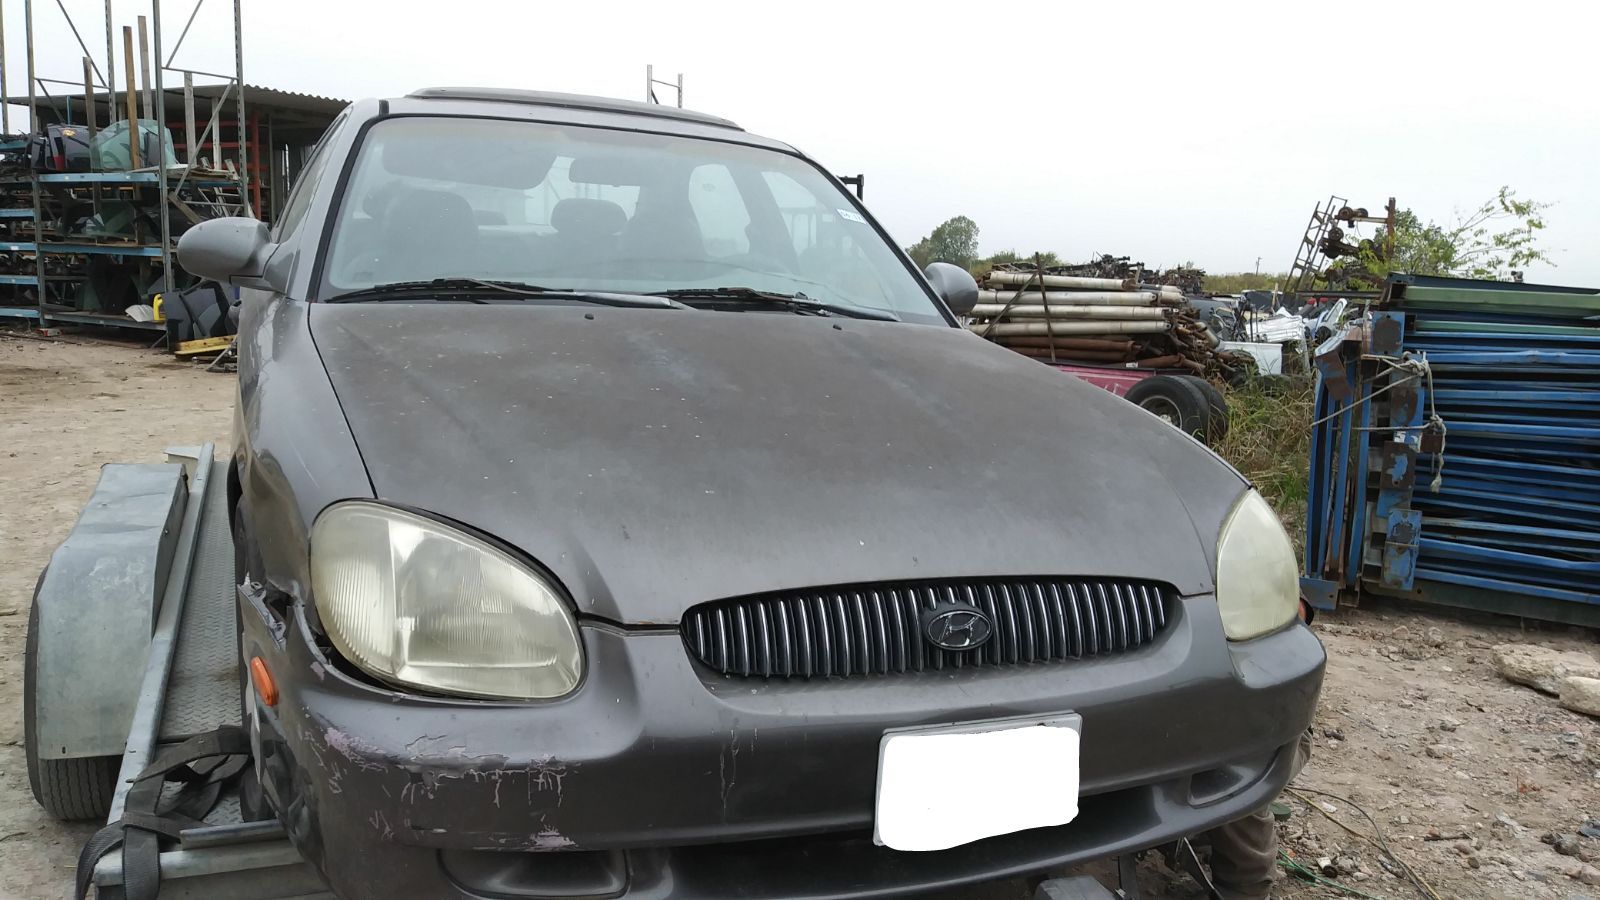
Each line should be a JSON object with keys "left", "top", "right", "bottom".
{"left": 1302, "top": 274, "right": 1600, "bottom": 625}
{"left": 35, "top": 171, "right": 236, "bottom": 187}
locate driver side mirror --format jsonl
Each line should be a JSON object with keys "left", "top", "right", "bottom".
{"left": 176, "top": 217, "right": 276, "bottom": 289}
{"left": 924, "top": 262, "right": 979, "bottom": 316}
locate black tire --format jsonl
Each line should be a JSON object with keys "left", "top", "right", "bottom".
{"left": 1123, "top": 375, "right": 1213, "bottom": 439}
{"left": 1173, "top": 375, "right": 1230, "bottom": 443}
{"left": 24, "top": 570, "right": 118, "bottom": 821}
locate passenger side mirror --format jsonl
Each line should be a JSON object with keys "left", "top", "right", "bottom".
{"left": 176, "top": 217, "right": 276, "bottom": 289}
{"left": 924, "top": 262, "right": 979, "bottom": 316}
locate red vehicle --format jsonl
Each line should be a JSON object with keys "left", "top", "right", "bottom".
{"left": 1052, "top": 363, "right": 1229, "bottom": 444}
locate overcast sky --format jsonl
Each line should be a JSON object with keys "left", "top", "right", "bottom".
{"left": 7, "top": 0, "right": 1596, "bottom": 284}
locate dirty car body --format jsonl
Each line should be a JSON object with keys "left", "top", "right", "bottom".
{"left": 198, "top": 88, "right": 1325, "bottom": 899}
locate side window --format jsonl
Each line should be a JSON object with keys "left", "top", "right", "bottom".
{"left": 758, "top": 169, "right": 891, "bottom": 304}
{"left": 687, "top": 164, "right": 749, "bottom": 258}
{"left": 272, "top": 113, "right": 347, "bottom": 241}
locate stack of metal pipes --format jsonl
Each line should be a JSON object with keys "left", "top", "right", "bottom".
{"left": 966, "top": 269, "right": 1216, "bottom": 371}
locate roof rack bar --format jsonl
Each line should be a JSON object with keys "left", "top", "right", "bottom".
{"left": 405, "top": 86, "right": 739, "bottom": 131}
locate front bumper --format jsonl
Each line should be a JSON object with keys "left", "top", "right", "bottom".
{"left": 247, "top": 596, "right": 1323, "bottom": 900}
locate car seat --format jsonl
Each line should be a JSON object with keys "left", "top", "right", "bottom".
{"left": 373, "top": 189, "right": 480, "bottom": 284}
{"left": 546, "top": 198, "right": 627, "bottom": 273}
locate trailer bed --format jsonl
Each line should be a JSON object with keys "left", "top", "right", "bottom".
{"left": 86, "top": 448, "right": 329, "bottom": 900}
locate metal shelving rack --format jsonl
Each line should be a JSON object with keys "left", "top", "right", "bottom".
{"left": 0, "top": 0, "right": 247, "bottom": 331}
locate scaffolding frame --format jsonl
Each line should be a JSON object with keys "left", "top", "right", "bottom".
{"left": 0, "top": 0, "right": 245, "bottom": 328}
{"left": 645, "top": 64, "right": 683, "bottom": 107}
{"left": 1284, "top": 195, "right": 1398, "bottom": 301}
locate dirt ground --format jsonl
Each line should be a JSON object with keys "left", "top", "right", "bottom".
{"left": 0, "top": 332, "right": 233, "bottom": 899}
{"left": 2, "top": 331, "right": 1598, "bottom": 900}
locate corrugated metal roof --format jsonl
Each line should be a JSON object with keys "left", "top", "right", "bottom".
{"left": 36, "top": 82, "right": 347, "bottom": 123}
{"left": 187, "top": 83, "right": 348, "bottom": 117}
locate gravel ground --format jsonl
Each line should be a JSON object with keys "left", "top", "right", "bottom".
{"left": 2, "top": 331, "right": 1597, "bottom": 900}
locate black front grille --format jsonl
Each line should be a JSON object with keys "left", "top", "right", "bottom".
{"left": 682, "top": 577, "right": 1173, "bottom": 678}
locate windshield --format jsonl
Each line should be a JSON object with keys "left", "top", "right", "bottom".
{"left": 320, "top": 116, "right": 946, "bottom": 325}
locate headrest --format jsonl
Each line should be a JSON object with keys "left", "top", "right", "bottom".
{"left": 384, "top": 189, "right": 476, "bottom": 230}
{"left": 551, "top": 198, "right": 627, "bottom": 237}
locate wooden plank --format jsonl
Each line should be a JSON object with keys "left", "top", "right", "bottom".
{"left": 121, "top": 27, "right": 141, "bottom": 168}
{"left": 174, "top": 335, "right": 234, "bottom": 357}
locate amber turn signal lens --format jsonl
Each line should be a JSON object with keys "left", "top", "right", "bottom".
{"left": 249, "top": 656, "right": 279, "bottom": 707}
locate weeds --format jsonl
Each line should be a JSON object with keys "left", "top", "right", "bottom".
{"left": 1215, "top": 378, "right": 1315, "bottom": 549}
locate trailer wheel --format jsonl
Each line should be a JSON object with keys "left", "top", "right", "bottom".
{"left": 1123, "top": 375, "right": 1212, "bottom": 438}
{"left": 24, "top": 570, "right": 118, "bottom": 821}
{"left": 1172, "top": 375, "right": 1230, "bottom": 443}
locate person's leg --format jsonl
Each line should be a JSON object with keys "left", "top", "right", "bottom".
{"left": 1204, "top": 730, "right": 1314, "bottom": 899}
{"left": 1206, "top": 805, "right": 1279, "bottom": 900}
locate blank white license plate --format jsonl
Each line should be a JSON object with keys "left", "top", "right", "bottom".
{"left": 874, "top": 714, "right": 1081, "bottom": 852}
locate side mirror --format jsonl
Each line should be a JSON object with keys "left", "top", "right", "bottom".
{"left": 176, "top": 217, "right": 275, "bottom": 288}
{"left": 924, "top": 262, "right": 979, "bottom": 316}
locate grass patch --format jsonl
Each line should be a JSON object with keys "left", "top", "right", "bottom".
{"left": 1215, "top": 378, "right": 1314, "bottom": 549}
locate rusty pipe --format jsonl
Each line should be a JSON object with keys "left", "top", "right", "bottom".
{"left": 986, "top": 272, "right": 1135, "bottom": 291}
{"left": 976, "top": 290, "right": 1171, "bottom": 306}
{"left": 970, "top": 321, "right": 1172, "bottom": 336}
{"left": 990, "top": 337, "right": 1135, "bottom": 351}
{"left": 971, "top": 304, "right": 1169, "bottom": 320}
{"left": 1138, "top": 284, "right": 1185, "bottom": 298}
{"left": 1132, "top": 355, "right": 1185, "bottom": 368}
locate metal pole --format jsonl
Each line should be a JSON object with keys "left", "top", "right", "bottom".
{"left": 163, "top": 0, "right": 202, "bottom": 67}
{"left": 645, "top": 63, "right": 652, "bottom": 103}
{"left": 173, "top": 75, "right": 225, "bottom": 193}
{"left": 1385, "top": 196, "right": 1396, "bottom": 268}
{"left": 266, "top": 110, "right": 277, "bottom": 218}
{"left": 84, "top": 57, "right": 101, "bottom": 223}
{"left": 25, "top": 0, "right": 44, "bottom": 320}
{"left": 81, "top": 57, "right": 95, "bottom": 138}
{"left": 153, "top": 0, "right": 170, "bottom": 292}
{"left": 233, "top": 0, "right": 248, "bottom": 215}
{"left": 23, "top": 0, "right": 35, "bottom": 134}
{"left": 1, "top": 0, "right": 10, "bottom": 134}
{"left": 104, "top": 0, "right": 115, "bottom": 121}
{"left": 51, "top": 0, "right": 109, "bottom": 88}
{"left": 182, "top": 69, "right": 194, "bottom": 162}
{"left": 158, "top": 64, "right": 231, "bottom": 80}
{"left": 676, "top": 72, "right": 682, "bottom": 108}
{"left": 136, "top": 15, "right": 151, "bottom": 120}
{"left": 248, "top": 109, "right": 259, "bottom": 211}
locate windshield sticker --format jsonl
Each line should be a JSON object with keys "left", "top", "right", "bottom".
{"left": 837, "top": 209, "right": 867, "bottom": 224}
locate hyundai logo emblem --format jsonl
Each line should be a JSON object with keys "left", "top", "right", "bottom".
{"left": 922, "top": 604, "right": 994, "bottom": 651}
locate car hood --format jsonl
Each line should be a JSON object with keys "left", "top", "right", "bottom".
{"left": 310, "top": 304, "right": 1246, "bottom": 625}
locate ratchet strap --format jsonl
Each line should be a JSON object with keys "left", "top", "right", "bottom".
{"left": 74, "top": 725, "right": 251, "bottom": 900}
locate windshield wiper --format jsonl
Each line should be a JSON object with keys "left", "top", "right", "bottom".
{"left": 326, "top": 278, "right": 688, "bottom": 309}
{"left": 647, "top": 287, "right": 900, "bottom": 322}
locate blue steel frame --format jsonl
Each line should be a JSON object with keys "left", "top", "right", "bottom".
{"left": 1303, "top": 275, "right": 1600, "bottom": 625}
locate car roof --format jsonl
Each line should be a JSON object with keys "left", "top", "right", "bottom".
{"left": 390, "top": 87, "right": 797, "bottom": 153}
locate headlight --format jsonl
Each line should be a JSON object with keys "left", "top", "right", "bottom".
{"left": 1214, "top": 490, "right": 1299, "bottom": 641}
{"left": 310, "top": 502, "right": 582, "bottom": 699}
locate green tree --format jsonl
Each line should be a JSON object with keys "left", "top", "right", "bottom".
{"left": 1360, "top": 187, "right": 1553, "bottom": 280}
{"left": 1204, "top": 272, "right": 1290, "bottom": 294}
{"left": 906, "top": 216, "right": 980, "bottom": 269}
{"left": 971, "top": 249, "right": 1061, "bottom": 279}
